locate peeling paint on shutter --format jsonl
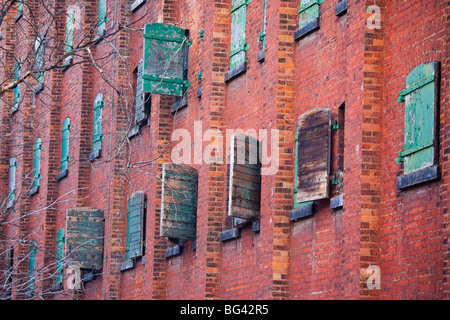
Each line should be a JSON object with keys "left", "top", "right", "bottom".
{"left": 65, "top": 207, "right": 104, "bottom": 270}
{"left": 12, "top": 62, "right": 21, "bottom": 112}
{"left": 125, "top": 191, "right": 145, "bottom": 260}
{"left": 143, "top": 23, "right": 188, "bottom": 96}
{"left": 398, "top": 62, "right": 440, "bottom": 174}
{"left": 65, "top": 8, "right": 76, "bottom": 54}
{"left": 98, "top": 0, "right": 107, "bottom": 35}
{"left": 60, "top": 117, "right": 70, "bottom": 172}
{"left": 8, "top": 157, "right": 17, "bottom": 206}
{"left": 160, "top": 164, "right": 198, "bottom": 241}
{"left": 134, "top": 60, "right": 148, "bottom": 124}
{"left": 295, "top": 108, "right": 332, "bottom": 203}
{"left": 227, "top": 134, "right": 261, "bottom": 221}
{"left": 35, "top": 37, "right": 45, "bottom": 84}
{"left": 92, "top": 93, "right": 104, "bottom": 153}
{"left": 32, "top": 138, "right": 42, "bottom": 188}
{"left": 298, "top": 0, "right": 321, "bottom": 28}
{"left": 56, "top": 228, "right": 65, "bottom": 284}
{"left": 230, "top": 0, "right": 250, "bottom": 70}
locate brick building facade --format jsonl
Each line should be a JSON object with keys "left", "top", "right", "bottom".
{"left": 0, "top": 0, "right": 449, "bottom": 300}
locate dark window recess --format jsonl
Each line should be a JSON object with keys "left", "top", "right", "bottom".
{"left": 294, "top": 0, "right": 324, "bottom": 41}
{"left": 160, "top": 164, "right": 198, "bottom": 242}
{"left": 196, "top": 87, "right": 202, "bottom": 99}
{"left": 335, "top": 0, "right": 348, "bottom": 16}
{"left": 396, "top": 62, "right": 441, "bottom": 190}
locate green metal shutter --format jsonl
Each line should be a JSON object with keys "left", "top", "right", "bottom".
{"left": 8, "top": 157, "right": 17, "bottom": 206}
{"left": 32, "top": 138, "right": 42, "bottom": 188}
{"left": 35, "top": 37, "right": 45, "bottom": 84}
{"left": 65, "top": 8, "right": 76, "bottom": 54}
{"left": 92, "top": 93, "right": 104, "bottom": 153}
{"left": 60, "top": 117, "right": 70, "bottom": 172}
{"left": 125, "top": 191, "right": 145, "bottom": 260}
{"left": 397, "top": 62, "right": 439, "bottom": 174}
{"left": 27, "top": 241, "right": 37, "bottom": 294}
{"left": 143, "top": 23, "right": 189, "bottom": 96}
{"left": 98, "top": 0, "right": 107, "bottom": 35}
{"left": 258, "top": 0, "right": 267, "bottom": 50}
{"left": 65, "top": 207, "right": 105, "bottom": 270}
{"left": 13, "top": 62, "right": 21, "bottom": 112}
{"left": 135, "top": 60, "right": 146, "bottom": 124}
{"left": 160, "top": 164, "right": 198, "bottom": 241}
{"left": 230, "top": 0, "right": 250, "bottom": 70}
{"left": 298, "top": 0, "right": 322, "bottom": 29}
{"left": 56, "top": 228, "right": 65, "bottom": 284}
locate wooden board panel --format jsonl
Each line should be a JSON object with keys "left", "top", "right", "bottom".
{"left": 125, "top": 191, "right": 145, "bottom": 260}
{"left": 65, "top": 207, "right": 104, "bottom": 270}
{"left": 228, "top": 134, "right": 261, "bottom": 220}
{"left": 296, "top": 108, "right": 331, "bottom": 203}
{"left": 160, "top": 164, "right": 198, "bottom": 241}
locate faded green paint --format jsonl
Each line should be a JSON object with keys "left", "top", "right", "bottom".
{"left": 92, "top": 93, "right": 104, "bottom": 153}
{"left": 98, "top": 0, "right": 107, "bottom": 35}
{"left": 13, "top": 62, "right": 21, "bottom": 111}
{"left": 230, "top": 0, "right": 250, "bottom": 69}
{"left": 8, "top": 157, "right": 16, "bottom": 205}
{"left": 399, "top": 62, "right": 438, "bottom": 174}
{"left": 65, "top": 207, "right": 104, "bottom": 270}
{"left": 65, "top": 8, "right": 76, "bottom": 54}
{"left": 160, "top": 164, "right": 198, "bottom": 241}
{"left": 17, "top": 0, "right": 23, "bottom": 12}
{"left": 32, "top": 138, "right": 42, "bottom": 188}
{"left": 143, "top": 23, "right": 188, "bottom": 96}
{"left": 60, "top": 117, "right": 70, "bottom": 172}
{"left": 298, "top": 0, "right": 321, "bottom": 28}
{"left": 56, "top": 228, "right": 64, "bottom": 284}
{"left": 27, "top": 242, "right": 37, "bottom": 294}
{"left": 125, "top": 191, "right": 145, "bottom": 260}
{"left": 35, "top": 37, "right": 45, "bottom": 83}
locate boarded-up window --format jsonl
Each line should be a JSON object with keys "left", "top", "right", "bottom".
{"left": 8, "top": 157, "right": 17, "bottom": 208}
{"left": 125, "top": 191, "right": 145, "bottom": 260}
{"left": 27, "top": 242, "right": 37, "bottom": 295}
{"left": 134, "top": 60, "right": 151, "bottom": 124}
{"left": 12, "top": 62, "right": 21, "bottom": 113}
{"left": 65, "top": 208, "right": 104, "bottom": 270}
{"left": 230, "top": 0, "right": 250, "bottom": 70}
{"left": 160, "top": 164, "right": 198, "bottom": 241}
{"left": 60, "top": 117, "right": 70, "bottom": 172}
{"left": 55, "top": 228, "right": 65, "bottom": 285}
{"left": 143, "top": 24, "right": 189, "bottom": 97}
{"left": 227, "top": 134, "right": 261, "bottom": 221}
{"left": 92, "top": 93, "right": 104, "bottom": 153}
{"left": 397, "top": 62, "right": 440, "bottom": 174}
{"left": 295, "top": 108, "right": 331, "bottom": 204}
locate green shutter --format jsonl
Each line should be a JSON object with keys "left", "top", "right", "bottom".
{"left": 56, "top": 228, "right": 65, "bottom": 284}
{"left": 125, "top": 191, "right": 145, "bottom": 260}
{"left": 61, "top": 117, "right": 70, "bottom": 172}
{"left": 93, "top": 93, "right": 104, "bottom": 153}
{"left": 98, "top": 0, "right": 107, "bottom": 35}
{"left": 143, "top": 23, "right": 189, "bottom": 96}
{"left": 258, "top": 0, "right": 267, "bottom": 49}
{"left": 230, "top": 0, "right": 250, "bottom": 70}
{"left": 8, "top": 157, "right": 17, "bottom": 206}
{"left": 160, "top": 164, "right": 198, "bottom": 241}
{"left": 65, "top": 207, "right": 104, "bottom": 270}
{"left": 35, "top": 37, "right": 45, "bottom": 84}
{"left": 298, "top": 0, "right": 322, "bottom": 29}
{"left": 17, "top": 0, "right": 23, "bottom": 12}
{"left": 13, "top": 62, "right": 21, "bottom": 112}
{"left": 65, "top": 8, "right": 76, "bottom": 54}
{"left": 135, "top": 60, "right": 146, "bottom": 124}
{"left": 32, "top": 138, "right": 42, "bottom": 188}
{"left": 27, "top": 241, "right": 37, "bottom": 294}
{"left": 397, "top": 62, "right": 439, "bottom": 174}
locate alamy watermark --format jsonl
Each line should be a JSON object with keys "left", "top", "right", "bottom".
{"left": 366, "top": 265, "right": 381, "bottom": 290}
{"left": 367, "top": 5, "right": 381, "bottom": 30}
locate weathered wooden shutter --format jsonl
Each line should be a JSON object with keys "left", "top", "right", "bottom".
{"left": 65, "top": 8, "right": 76, "bottom": 54}
{"left": 98, "top": 0, "right": 107, "bottom": 35}
{"left": 60, "top": 117, "right": 70, "bottom": 172}
{"left": 27, "top": 241, "right": 37, "bottom": 293}
{"left": 298, "top": 0, "right": 322, "bottom": 29}
{"left": 13, "top": 62, "right": 21, "bottom": 112}
{"left": 230, "top": 0, "right": 250, "bottom": 70}
{"left": 8, "top": 157, "right": 17, "bottom": 206}
{"left": 125, "top": 191, "right": 145, "bottom": 260}
{"left": 92, "top": 93, "right": 104, "bottom": 153}
{"left": 134, "top": 60, "right": 148, "bottom": 124}
{"left": 65, "top": 207, "right": 104, "bottom": 270}
{"left": 160, "top": 164, "right": 198, "bottom": 241}
{"left": 35, "top": 36, "right": 45, "bottom": 83}
{"left": 55, "top": 228, "right": 65, "bottom": 284}
{"left": 397, "top": 62, "right": 440, "bottom": 174}
{"left": 228, "top": 134, "right": 261, "bottom": 221}
{"left": 295, "top": 108, "right": 331, "bottom": 204}
{"left": 32, "top": 138, "right": 42, "bottom": 188}
{"left": 143, "top": 23, "right": 189, "bottom": 96}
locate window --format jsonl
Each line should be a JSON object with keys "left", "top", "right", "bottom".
{"left": 34, "top": 36, "right": 45, "bottom": 93}
{"left": 55, "top": 228, "right": 65, "bottom": 288}
{"left": 12, "top": 62, "right": 21, "bottom": 113}
{"left": 7, "top": 157, "right": 17, "bottom": 209}
{"left": 257, "top": 0, "right": 267, "bottom": 62}
{"left": 97, "top": 0, "right": 107, "bottom": 36}
{"left": 27, "top": 241, "right": 37, "bottom": 298}
{"left": 90, "top": 93, "right": 104, "bottom": 161}
{"left": 330, "top": 104, "right": 345, "bottom": 209}
{"left": 160, "top": 164, "right": 198, "bottom": 243}
{"left": 57, "top": 117, "right": 70, "bottom": 180}
{"left": 291, "top": 108, "right": 332, "bottom": 220}
{"left": 121, "top": 191, "right": 146, "bottom": 270}
{"left": 134, "top": 61, "right": 151, "bottom": 124}
{"left": 294, "top": 0, "right": 324, "bottom": 41}
{"left": 30, "top": 138, "right": 42, "bottom": 195}
{"left": 396, "top": 62, "right": 441, "bottom": 189}
{"left": 225, "top": 0, "right": 250, "bottom": 82}
{"left": 143, "top": 23, "right": 190, "bottom": 97}
{"left": 63, "top": 7, "right": 76, "bottom": 69}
